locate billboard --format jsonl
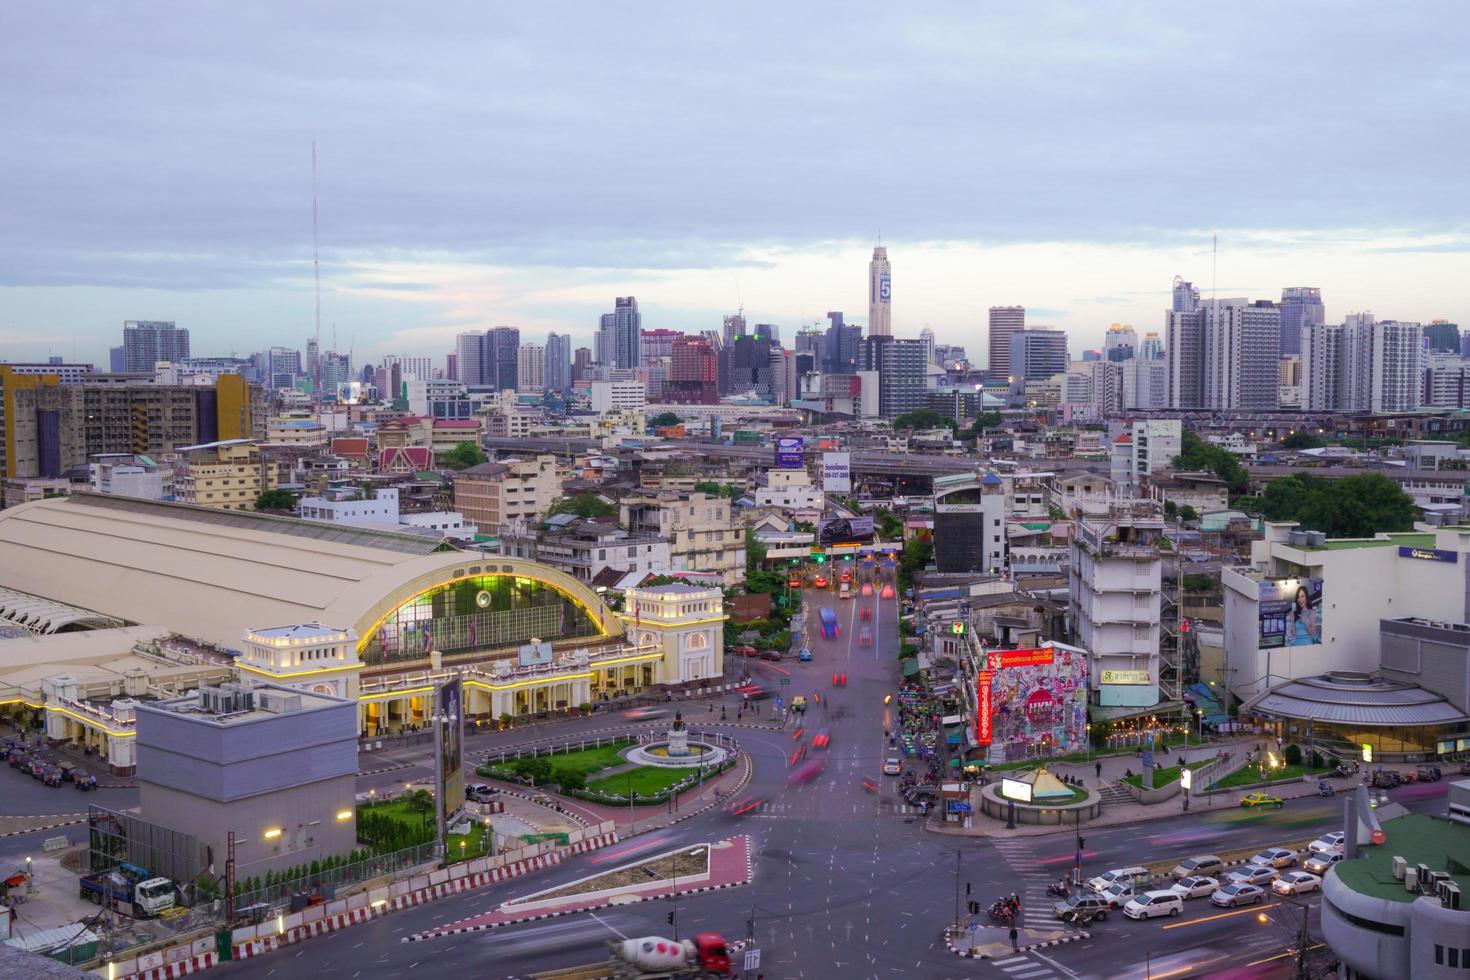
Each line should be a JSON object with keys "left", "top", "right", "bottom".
{"left": 821, "top": 452, "right": 852, "bottom": 493}
{"left": 1258, "top": 577, "right": 1323, "bottom": 649}
{"left": 775, "top": 436, "right": 805, "bottom": 468}
{"left": 1000, "top": 777, "right": 1032, "bottom": 803}
{"left": 337, "top": 381, "right": 363, "bottom": 405}
{"left": 878, "top": 273, "right": 891, "bottom": 302}
{"left": 517, "top": 640, "right": 554, "bottom": 668}
{"left": 986, "top": 648, "right": 1054, "bottom": 670}
{"left": 435, "top": 678, "right": 465, "bottom": 840}
{"left": 818, "top": 516, "right": 874, "bottom": 546}
{"left": 975, "top": 671, "right": 993, "bottom": 745}
{"left": 978, "top": 643, "right": 1089, "bottom": 763}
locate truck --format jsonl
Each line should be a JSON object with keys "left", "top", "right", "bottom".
{"left": 533, "top": 933, "right": 732, "bottom": 980}
{"left": 79, "top": 863, "right": 177, "bottom": 918}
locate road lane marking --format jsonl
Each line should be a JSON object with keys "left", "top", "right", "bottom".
{"left": 1163, "top": 901, "right": 1281, "bottom": 928}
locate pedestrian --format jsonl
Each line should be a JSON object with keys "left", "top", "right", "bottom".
{"left": 1009, "top": 924, "right": 1018, "bottom": 952}
{"left": 1095, "top": 761, "right": 1102, "bottom": 781}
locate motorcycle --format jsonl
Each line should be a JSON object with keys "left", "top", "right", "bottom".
{"left": 1047, "top": 882, "right": 1071, "bottom": 898}
{"left": 1317, "top": 780, "right": 1335, "bottom": 797}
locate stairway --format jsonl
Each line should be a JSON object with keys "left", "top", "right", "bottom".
{"left": 1097, "top": 780, "right": 1134, "bottom": 806}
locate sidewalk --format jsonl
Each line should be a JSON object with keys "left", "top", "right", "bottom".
{"left": 947, "top": 923, "right": 1082, "bottom": 960}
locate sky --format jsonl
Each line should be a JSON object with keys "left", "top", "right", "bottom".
{"left": 3, "top": 3, "right": 1468, "bottom": 369}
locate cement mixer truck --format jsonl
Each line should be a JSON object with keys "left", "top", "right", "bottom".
{"left": 529, "top": 931, "right": 732, "bottom": 980}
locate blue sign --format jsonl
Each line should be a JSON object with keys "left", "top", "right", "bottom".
{"left": 775, "top": 436, "right": 805, "bottom": 469}
{"left": 879, "top": 274, "right": 891, "bottom": 302}
{"left": 1141, "top": 750, "right": 1154, "bottom": 769}
{"left": 947, "top": 802, "right": 971, "bottom": 813}
{"left": 1398, "top": 546, "right": 1458, "bottom": 563}
{"left": 774, "top": 697, "right": 784, "bottom": 709}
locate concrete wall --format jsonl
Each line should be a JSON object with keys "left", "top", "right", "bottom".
{"left": 1380, "top": 619, "right": 1470, "bottom": 714}
{"left": 139, "top": 773, "right": 357, "bottom": 876}
{"left": 1322, "top": 873, "right": 1470, "bottom": 980}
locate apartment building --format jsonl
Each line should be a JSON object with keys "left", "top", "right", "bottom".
{"left": 498, "top": 517, "right": 671, "bottom": 584}
{"left": 452, "top": 455, "right": 564, "bottom": 535}
{"left": 172, "top": 440, "right": 276, "bottom": 510}
{"left": 621, "top": 491, "right": 746, "bottom": 585}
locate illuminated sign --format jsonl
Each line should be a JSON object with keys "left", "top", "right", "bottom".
{"left": 975, "top": 671, "right": 993, "bottom": 745}
{"left": 1000, "top": 777, "right": 1032, "bottom": 803}
{"left": 1397, "top": 546, "right": 1458, "bottom": 563}
{"left": 986, "top": 648, "right": 1055, "bottom": 670}
{"left": 1100, "top": 669, "right": 1151, "bottom": 685}
{"left": 821, "top": 451, "right": 851, "bottom": 492}
{"left": 1361, "top": 743, "right": 1373, "bottom": 763}
{"left": 775, "top": 436, "right": 805, "bottom": 469}
{"left": 951, "top": 621, "right": 966, "bottom": 635}
{"left": 1180, "top": 768, "right": 1193, "bottom": 791}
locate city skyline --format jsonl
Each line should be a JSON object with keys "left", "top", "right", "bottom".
{"left": 4, "top": 4, "right": 1467, "bottom": 366}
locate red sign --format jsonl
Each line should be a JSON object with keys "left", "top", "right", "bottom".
{"left": 986, "top": 647, "right": 1055, "bottom": 670}
{"left": 975, "top": 671, "right": 993, "bottom": 745}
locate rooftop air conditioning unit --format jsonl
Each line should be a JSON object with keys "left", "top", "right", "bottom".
{"left": 1417, "top": 864, "right": 1432, "bottom": 888}
{"left": 1405, "top": 868, "right": 1419, "bottom": 892}
{"left": 1306, "top": 531, "right": 1326, "bottom": 547}
{"left": 1392, "top": 856, "right": 1407, "bottom": 880}
{"left": 1288, "top": 530, "right": 1309, "bottom": 547}
{"left": 1428, "top": 871, "right": 1452, "bottom": 893}
{"left": 1441, "top": 882, "right": 1462, "bottom": 910}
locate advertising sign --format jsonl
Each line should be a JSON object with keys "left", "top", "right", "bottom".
{"left": 1398, "top": 546, "right": 1458, "bottom": 563}
{"left": 775, "top": 436, "right": 805, "bottom": 469}
{"left": 1000, "top": 777, "right": 1032, "bottom": 803}
{"left": 337, "top": 381, "right": 363, "bottom": 405}
{"left": 818, "top": 516, "right": 875, "bottom": 546}
{"left": 975, "top": 671, "right": 993, "bottom": 745}
{"left": 1258, "top": 577, "right": 1323, "bottom": 649}
{"left": 821, "top": 451, "right": 852, "bottom": 493}
{"left": 878, "top": 273, "right": 891, "bottom": 303}
{"left": 517, "top": 640, "right": 554, "bottom": 668}
{"left": 986, "top": 648, "right": 1055, "bottom": 670}
{"left": 1100, "top": 669, "right": 1151, "bottom": 685}
{"left": 435, "top": 677, "right": 464, "bottom": 840}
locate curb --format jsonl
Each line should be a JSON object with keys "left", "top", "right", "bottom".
{"left": 130, "top": 951, "right": 218, "bottom": 979}
{"left": 943, "top": 927, "right": 1090, "bottom": 959}
{"left": 621, "top": 751, "right": 754, "bottom": 838}
{"left": 0, "top": 816, "right": 86, "bottom": 840}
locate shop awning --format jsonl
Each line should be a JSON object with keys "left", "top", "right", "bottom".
{"left": 901, "top": 659, "right": 921, "bottom": 678}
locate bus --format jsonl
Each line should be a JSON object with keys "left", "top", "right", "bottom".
{"left": 819, "top": 607, "right": 839, "bottom": 640}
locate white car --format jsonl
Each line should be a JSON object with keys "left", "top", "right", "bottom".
{"left": 1169, "top": 875, "right": 1219, "bottom": 900}
{"left": 1273, "top": 871, "right": 1322, "bottom": 895}
{"left": 1123, "top": 890, "right": 1184, "bottom": 920}
{"left": 883, "top": 757, "right": 902, "bottom": 775}
{"left": 1303, "top": 851, "right": 1344, "bottom": 876}
{"left": 1097, "top": 882, "right": 1136, "bottom": 909}
{"left": 1251, "top": 847, "right": 1298, "bottom": 869}
{"left": 1087, "top": 866, "right": 1150, "bottom": 893}
{"left": 1227, "top": 865, "right": 1280, "bottom": 886}
{"left": 1308, "top": 832, "right": 1344, "bottom": 855}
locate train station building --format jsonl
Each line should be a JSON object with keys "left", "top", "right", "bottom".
{"left": 0, "top": 494, "right": 725, "bottom": 764}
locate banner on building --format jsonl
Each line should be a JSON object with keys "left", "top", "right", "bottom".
{"left": 775, "top": 436, "right": 805, "bottom": 469}
{"left": 1258, "top": 577, "right": 1323, "bottom": 649}
{"left": 817, "top": 515, "right": 874, "bottom": 546}
{"left": 518, "top": 640, "right": 554, "bottom": 668}
{"left": 1100, "top": 669, "right": 1151, "bottom": 685}
{"left": 434, "top": 677, "right": 465, "bottom": 841}
{"left": 975, "top": 671, "right": 993, "bottom": 745}
{"left": 986, "top": 647, "right": 1055, "bottom": 670}
{"left": 821, "top": 452, "right": 852, "bottom": 493}
{"left": 979, "top": 644, "right": 1088, "bottom": 763}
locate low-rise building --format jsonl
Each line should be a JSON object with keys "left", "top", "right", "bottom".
{"left": 89, "top": 453, "right": 174, "bottom": 500}
{"left": 453, "top": 455, "right": 564, "bottom": 535}
{"left": 621, "top": 490, "right": 746, "bottom": 585}
{"left": 497, "top": 517, "right": 670, "bottom": 584}
{"left": 298, "top": 486, "right": 476, "bottom": 541}
{"left": 172, "top": 440, "right": 275, "bottom": 510}
{"left": 265, "top": 413, "right": 328, "bottom": 446}
{"left": 754, "top": 467, "right": 825, "bottom": 513}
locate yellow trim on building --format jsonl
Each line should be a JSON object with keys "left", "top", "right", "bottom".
{"left": 237, "top": 662, "right": 363, "bottom": 679}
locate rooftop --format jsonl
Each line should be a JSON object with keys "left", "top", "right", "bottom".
{"left": 1244, "top": 671, "right": 1470, "bottom": 726}
{"left": 1334, "top": 811, "right": 1470, "bottom": 903}
{"left": 1309, "top": 532, "right": 1436, "bottom": 552}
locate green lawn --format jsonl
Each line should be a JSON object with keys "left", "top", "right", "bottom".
{"left": 360, "top": 798, "right": 434, "bottom": 830}
{"left": 480, "top": 740, "right": 633, "bottom": 780}
{"left": 1212, "top": 762, "right": 1329, "bottom": 790}
{"left": 985, "top": 736, "right": 1212, "bottom": 773}
{"left": 1122, "top": 760, "right": 1211, "bottom": 789}
{"left": 586, "top": 765, "right": 714, "bottom": 798}
{"left": 446, "top": 827, "right": 495, "bottom": 863}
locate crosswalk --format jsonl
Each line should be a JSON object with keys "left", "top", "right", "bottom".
{"left": 989, "top": 837, "right": 1064, "bottom": 931}
{"left": 990, "top": 953, "right": 1059, "bottom": 979}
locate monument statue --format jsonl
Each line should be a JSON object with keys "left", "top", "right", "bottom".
{"left": 667, "top": 709, "right": 690, "bottom": 757}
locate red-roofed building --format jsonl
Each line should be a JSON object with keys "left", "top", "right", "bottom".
{"left": 430, "top": 417, "right": 483, "bottom": 453}
{"left": 331, "top": 437, "right": 371, "bottom": 467}
{"left": 379, "top": 446, "right": 433, "bottom": 474}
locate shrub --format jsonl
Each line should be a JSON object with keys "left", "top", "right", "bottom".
{"left": 1284, "top": 743, "right": 1303, "bottom": 766}
{"left": 1310, "top": 750, "right": 1324, "bottom": 769}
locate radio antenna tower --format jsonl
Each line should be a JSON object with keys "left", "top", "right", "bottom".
{"left": 312, "top": 141, "right": 322, "bottom": 397}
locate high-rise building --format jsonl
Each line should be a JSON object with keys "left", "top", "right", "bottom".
{"left": 1139, "top": 332, "right": 1164, "bottom": 360}
{"left": 1301, "top": 321, "right": 1343, "bottom": 411}
{"left": 1424, "top": 320, "right": 1461, "bottom": 353}
{"left": 109, "top": 346, "right": 126, "bottom": 373}
{"left": 1081, "top": 349, "right": 1102, "bottom": 362}
{"left": 1123, "top": 358, "right": 1169, "bottom": 409}
{"left": 320, "top": 352, "right": 351, "bottom": 395}
{"left": 1359, "top": 318, "right": 1422, "bottom": 413}
{"left": 1422, "top": 352, "right": 1470, "bottom": 409}
{"left": 1104, "top": 324, "right": 1137, "bottom": 361}
{"left": 918, "top": 327, "right": 936, "bottom": 365}
{"left": 753, "top": 323, "right": 780, "bottom": 344}
{"left": 1166, "top": 308, "right": 1205, "bottom": 408}
{"left": 486, "top": 326, "right": 520, "bottom": 391}
{"left": 1007, "top": 328, "right": 1069, "bottom": 382}
{"left": 868, "top": 246, "right": 891, "bottom": 337}
{"left": 1202, "top": 299, "right": 1280, "bottom": 411}
{"left": 306, "top": 337, "right": 320, "bottom": 391}
{"left": 1171, "top": 277, "right": 1200, "bottom": 313}
{"left": 640, "top": 328, "right": 681, "bottom": 365}
{"left": 860, "top": 335, "right": 927, "bottom": 418}
{"left": 1278, "top": 287, "right": 1324, "bottom": 357}
{"left": 573, "top": 347, "right": 592, "bottom": 381}
{"left": 544, "top": 333, "right": 573, "bottom": 393}
{"left": 825, "top": 311, "right": 861, "bottom": 374}
{"left": 721, "top": 335, "right": 776, "bottom": 397}
{"left": 987, "top": 306, "right": 1025, "bottom": 379}
{"left": 516, "top": 344, "right": 545, "bottom": 392}
{"left": 1308, "top": 313, "right": 1420, "bottom": 413}
{"left": 265, "top": 347, "right": 301, "bottom": 390}
{"left": 445, "top": 352, "right": 458, "bottom": 382}
{"left": 664, "top": 335, "right": 718, "bottom": 404}
{"left": 722, "top": 313, "right": 746, "bottom": 344}
{"left": 122, "top": 321, "right": 190, "bottom": 373}
{"left": 599, "top": 297, "right": 641, "bottom": 370}
{"left": 456, "top": 332, "right": 485, "bottom": 387}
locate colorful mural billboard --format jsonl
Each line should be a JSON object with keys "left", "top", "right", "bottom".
{"left": 976, "top": 643, "right": 1089, "bottom": 763}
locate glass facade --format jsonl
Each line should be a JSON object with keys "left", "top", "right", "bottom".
{"left": 361, "top": 575, "right": 602, "bottom": 666}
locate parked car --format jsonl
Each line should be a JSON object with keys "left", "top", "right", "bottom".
{"left": 1308, "top": 832, "right": 1344, "bottom": 856}
{"left": 1087, "top": 866, "right": 1151, "bottom": 894}
{"left": 1240, "top": 792, "right": 1284, "bottom": 809}
{"left": 1053, "top": 893, "right": 1112, "bottom": 921}
{"left": 1251, "top": 848, "right": 1298, "bottom": 869}
{"left": 1097, "top": 882, "right": 1136, "bottom": 909}
{"left": 1415, "top": 765, "right": 1442, "bottom": 782}
{"left": 1303, "top": 851, "right": 1344, "bottom": 876}
{"left": 731, "top": 645, "right": 759, "bottom": 658}
{"left": 1211, "top": 883, "right": 1267, "bottom": 908}
{"left": 1272, "top": 871, "right": 1322, "bottom": 895}
{"left": 1170, "top": 855, "right": 1225, "bottom": 880}
{"left": 760, "top": 649, "right": 782, "bottom": 662}
{"left": 883, "top": 757, "right": 902, "bottom": 775}
{"left": 465, "top": 783, "right": 498, "bottom": 803}
{"left": 1169, "top": 876, "right": 1220, "bottom": 900}
{"left": 1227, "top": 865, "right": 1279, "bottom": 887}
{"left": 1123, "top": 891, "right": 1184, "bottom": 920}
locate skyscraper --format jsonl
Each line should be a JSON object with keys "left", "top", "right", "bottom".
{"left": 1171, "top": 277, "right": 1200, "bottom": 313}
{"left": 859, "top": 335, "right": 926, "bottom": 418}
{"left": 825, "top": 312, "right": 861, "bottom": 374}
{"left": 722, "top": 313, "right": 746, "bottom": 344}
{"left": 516, "top": 344, "right": 545, "bottom": 392}
{"left": 1007, "top": 328, "right": 1069, "bottom": 382}
{"left": 1202, "top": 299, "right": 1280, "bottom": 410}
{"left": 456, "top": 332, "right": 485, "bottom": 387}
{"left": 544, "top": 332, "right": 573, "bottom": 392}
{"left": 1166, "top": 309, "right": 1205, "bottom": 408}
{"left": 109, "top": 346, "right": 126, "bottom": 373}
{"left": 1278, "top": 287, "right": 1324, "bottom": 357}
{"left": 987, "top": 306, "right": 1025, "bottom": 379}
{"left": 573, "top": 347, "right": 592, "bottom": 381}
{"left": 1424, "top": 320, "right": 1461, "bottom": 353}
{"left": 1104, "top": 324, "right": 1137, "bottom": 361}
{"left": 486, "top": 326, "right": 520, "bottom": 391}
{"left": 868, "top": 246, "right": 891, "bottom": 337}
{"left": 122, "top": 320, "right": 190, "bottom": 372}
{"left": 664, "top": 335, "right": 717, "bottom": 404}
{"left": 1139, "top": 332, "right": 1164, "bottom": 360}
{"left": 919, "top": 327, "right": 936, "bottom": 366}
{"left": 600, "top": 297, "right": 642, "bottom": 369}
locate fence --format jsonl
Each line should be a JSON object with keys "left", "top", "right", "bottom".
{"left": 232, "top": 842, "right": 439, "bottom": 911}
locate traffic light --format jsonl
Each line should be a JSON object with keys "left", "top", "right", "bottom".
{"left": 667, "top": 911, "right": 675, "bottom": 924}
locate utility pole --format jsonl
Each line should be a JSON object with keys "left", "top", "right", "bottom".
{"left": 953, "top": 850, "right": 962, "bottom": 931}
{"left": 225, "top": 831, "right": 236, "bottom": 924}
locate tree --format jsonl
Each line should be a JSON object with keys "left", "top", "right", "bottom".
{"left": 649, "top": 412, "right": 682, "bottom": 429}
{"left": 1182, "top": 573, "right": 1215, "bottom": 593}
{"left": 254, "top": 488, "right": 296, "bottom": 512}
{"left": 694, "top": 481, "right": 742, "bottom": 499}
{"left": 892, "top": 408, "right": 958, "bottom": 433}
{"left": 1178, "top": 504, "right": 1198, "bottom": 523}
{"left": 1163, "top": 499, "right": 1178, "bottom": 518}
{"left": 1279, "top": 431, "right": 1323, "bottom": 450}
{"left": 437, "top": 441, "right": 487, "bottom": 471}
{"left": 897, "top": 537, "right": 933, "bottom": 592}
{"left": 1295, "top": 472, "right": 1418, "bottom": 538}
{"left": 1258, "top": 474, "right": 1328, "bottom": 521}
{"left": 874, "top": 507, "right": 903, "bottom": 540}
{"left": 547, "top": 492, "right": 618, "bottom": 520}
{"left": 551, "top": 766, "right": 586, "bottom": 793}
{"left": 1173, "top": 431, "right": 1249, "bottom": 495}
